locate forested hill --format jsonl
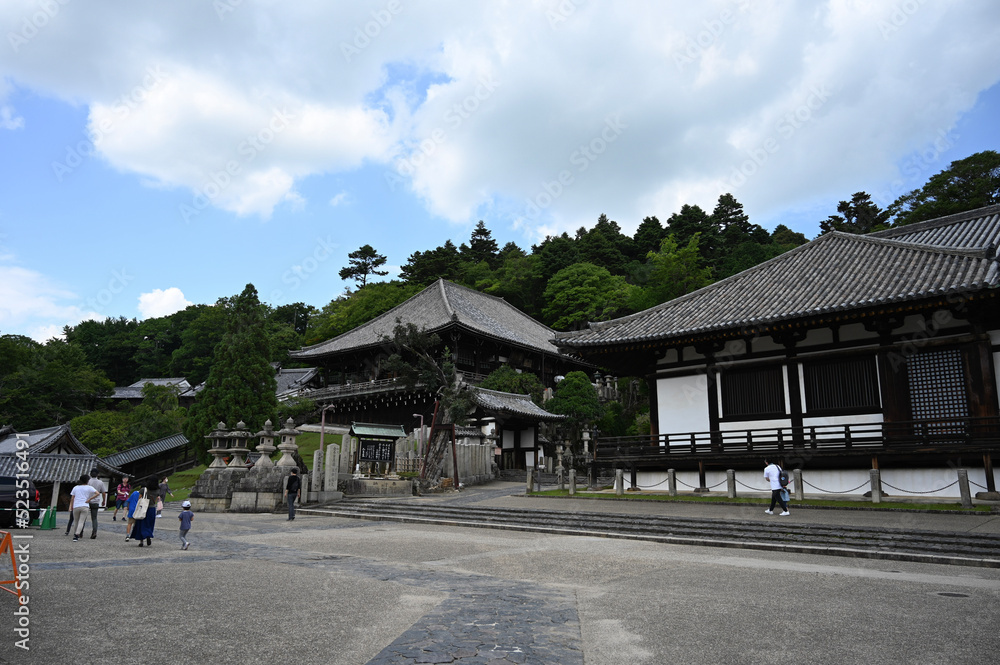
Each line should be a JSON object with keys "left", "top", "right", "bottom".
{"left": 1, "top": 150, "right": 997, "bottom": 433}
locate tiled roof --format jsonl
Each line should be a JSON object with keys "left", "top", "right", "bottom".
{"left": 0, "top": 425, "right": 124, "bottom": 477}
{"left": 101, "top": 433, "right": 189, "bottom": 468}
{"left": 556, "top": 206, "right": 1000, "bottom": 349}
{"left": 275, "top": 367, "right": 319, "bottom": 398}
{"left": 868, "top": 205, "right": 1000, "bottom": 249}
{"left": 291, "top": 280, "right": 562, "bottom": 359}
{"left": 110, "top": 377, "right": 193, "bottom": 400}
{"left": 350, "top": 423, "right": 407, "bottom": 439}
{"left": 471, "top": 387, "right": 567, "bottom": 422}
{"left": 0, "top": 454, "right": 99, "bottom": 482}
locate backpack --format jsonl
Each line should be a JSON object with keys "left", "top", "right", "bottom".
{"left": 778, "top": 468, "right": 789, "bottom": 488}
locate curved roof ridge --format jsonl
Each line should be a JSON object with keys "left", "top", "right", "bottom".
{"left": 438, "top": 278, "right": 457, "bottom": 320}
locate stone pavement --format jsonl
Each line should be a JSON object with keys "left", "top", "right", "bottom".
{"left": 3, "top": 482, "right": 999, "bottom": 664}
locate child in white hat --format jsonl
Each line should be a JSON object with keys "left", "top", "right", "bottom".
{"left": 178, "top": 500, "right": 194, "bottom": 550}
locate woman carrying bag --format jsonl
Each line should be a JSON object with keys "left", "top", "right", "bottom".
{"left": 129, "top": 482, "right": 157, "bottom": 547}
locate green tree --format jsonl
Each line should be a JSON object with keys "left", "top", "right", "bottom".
{"left": 546, "top": 371, "right": 603, "bottom": 445}
{"left": 542, "top": 263, "right": 636, "bottom": 330}
{"left": 65, "top": 317, "right": 140, "bottom": 386}
{"left": 0, "top": 337, "right": 113, "bottom": 430}
{"left": 185, "top": 284, "right": 278, "bottom": 463}
{"left": 461, "top": 220, "right": 500, "bottom": 268}
{"left": 665, "top": 204, "right": 718, "bottom": 262}
{"left": 339, "top": 244, "right": 389, "bottom": 288}
{"left": 399, "top": 240, "right": 463, "bottom": 285}
{"left": 771, "top": 224, "right": 808, "bottom": 247}
{"left": 479, "top": 365, "right": 545, "bottom": 405}
{"left": 638, "top": 234, "right": 714, "bottom": 308}
{"left": 483, "top": 251, "right": 547, "bottom": 319}
{"left": 381, "top": 321, "right": 475, "bottom": 483}
{"left": 632, "top": 215, "right": 665, "bottom": 257}
{"left": 819, "top": 191, "right": 890, "bottom": 235}
{"left": 889, "top": 150, "right": 1000, "bottom": 226}
{"left": 169, "top": 304, "right": 227, "bottom": 385}
{"left": 70, "top": 409, "right": 131, "bottom": 457}
{"left": 712, "top": 193, "right": 770, "bottom": 253}
{"left": 306, "top": 281, "right": 422, "bottom": 345}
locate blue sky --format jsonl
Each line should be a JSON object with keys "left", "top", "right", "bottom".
{"left": 1, "top": 1, "right": 999, "bottom": 341}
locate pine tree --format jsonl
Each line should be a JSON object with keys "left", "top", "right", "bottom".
{"left": 184, "top": 284, "right": 278, "bottom": 462}
{"left": 339, "top": 244, "right": 389, "bottom": 288}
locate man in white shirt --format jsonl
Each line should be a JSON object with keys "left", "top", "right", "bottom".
{"left": 87, "top": 467, "right": 107, "bottom": 539}
{"left": 763, "top": 459, "right": 789, "bottom": 516}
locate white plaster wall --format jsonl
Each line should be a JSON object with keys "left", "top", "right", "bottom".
{"left": 657, "top": 375, "right": 710, "bottom": 441}
{"left": 502, "top": 430, "right": 514, "bottom": 449}
{"left": 622, "top": 467, "right": 994, "bottom": 498}
{"left": 521, "top": 428, "right": 535, "bottom": 448}
{"left": 719, "top": 419, "right": 792, "bottom": 438}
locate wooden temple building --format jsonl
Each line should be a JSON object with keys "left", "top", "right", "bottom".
{"left": 289, "top": 279, "right": 587, "bottom": 424}
{"left": 555, "top": 205, "right": 1000, "bottom": 498}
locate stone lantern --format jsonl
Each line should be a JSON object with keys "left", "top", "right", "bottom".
{"left": 275, "top": 417, "right": 300, "bottom": 467}
{"left": 206, "top": 422, "right": 230, "bottom": 468}
{"left": 227, "top": 420, "right": 251, "bottom": 468}
{"left": 253, "top": 419, "right": 277, "bottom": 468}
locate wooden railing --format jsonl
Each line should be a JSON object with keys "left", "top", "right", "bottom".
{"left": 304, "top": 371, "right": 490, "bottom": 401}
{"left": 595, "top": 416, "right": 1000, "bottom": 463}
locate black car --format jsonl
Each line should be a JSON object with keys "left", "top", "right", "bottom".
{"left": 0, "top": 476, "right": 41, "bottom": 528}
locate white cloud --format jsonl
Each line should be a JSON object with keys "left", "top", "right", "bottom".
{"left": 0, "top": 265, "right": 97, "bottom": 341}
{"left": 329, "top": 191, "right": 349, "bottom": 207}
{"left": 0, "top": 105, "right": 23, "bottom": 130}
{"left": 0, "top": 1, "right": 998, "bottom": 232}
{"left": 137, "top": 288, "right": 192, "bottom": 319}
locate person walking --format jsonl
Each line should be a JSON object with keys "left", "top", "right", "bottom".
{"left": 124, "top": 486, "right": 142, "bottom": 542}
{"left": 284, "top": 468, "right": 301, "bottom": 521}
{"left": 131, "top": 481, "right": 158, "bottom": 547}
{"left": 112, "top": 476, "right": 131, "bottom": 521}
{"left": 68, "top": 475, "right": 99, "bottom": 542}
{"left": 178, "top": 500, "right": 194, "bottom": 550}
{"left": 156, "top": 476, "right": 173, "bottom": 517}
{"left": 763, "top": 459, "right": 790, "bottom": 516}
{"left": 87, "top": 468, "right": 107, "bottom": 539}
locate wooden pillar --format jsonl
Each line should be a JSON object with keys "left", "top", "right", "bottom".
{"left": 630, "top": 465, "right": 637, "bottom": 490}
{"left": 984, "top": 453, "right": 996, "bottom": 493}
{"left": 646, "top": 373, "right": 659, "bottom": 443}
{"left": 697, "top": 460, "right": 707, "bottom": 492}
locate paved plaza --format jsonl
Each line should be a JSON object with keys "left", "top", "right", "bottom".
{"left": 3, "top": 482, "right": 1000, "bottom": 664}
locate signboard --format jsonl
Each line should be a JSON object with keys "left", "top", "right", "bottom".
{"left": 359, "top": 440, "right": 394, "bottom": 462}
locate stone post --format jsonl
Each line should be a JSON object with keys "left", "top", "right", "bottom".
{"left": 226, "top": 421, "right": 251, "bottom": 469}
{"left": 668, "top": 469, "right": 677, "bottom": 497}
{"left": 526, "top": 466, "right": 534, "bottom": 495}
{"left": 325, "top": 443, "right": 340, "bottom": 492}
{"left": 253, "top": 420, "right": 276, "bottom": 468}
{"left": 276, "top": 418, "right": 300, "bottom": 467}
{"left": 312, "top": 448, "right": 324, "bottom": 492}
{"left": 726, "top": 469, "right": 736, "bottom": 499}
{"left": 206, "top": 422, "right": 230, "bottom": 469}
{"left": 958, "top": 469, "right": 972, "bottom": 508}
{"left": 870, "top": 469, "right": 882, "bottom": 504}
{"left": 569, "top": 469, "right": 576, "bottom": 496}
{"left": 793, "top": 469, "right": 804, "bottom": 501}
{"left": 615, "top": 468, "right": 624, "bottom": 496}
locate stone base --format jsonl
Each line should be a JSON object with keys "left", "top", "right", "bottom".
{"left": 341, "top": 478, "right": 413, "bottom": 497}
{"left": 975, "top": 491, "right": 1000, "bottom": 501}
{"left": 230, "top": 491, "right": 284, "bottom": 513}
{"left": 188, "top": 497, "right": 231, "bottom": 513}
{"left": 313, "top": 490, "right": 344, "bottom": 504}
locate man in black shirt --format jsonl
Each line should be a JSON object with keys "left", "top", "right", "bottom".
{"left": 284, "top": 468, "right": 301, "bottom": 521}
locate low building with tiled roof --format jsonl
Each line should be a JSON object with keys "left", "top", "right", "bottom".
{"left": 555, "top": 205, "right": 1000, "bottom": 499}
{"left": 0, "top": 424, "right": 124, "bottom": 510}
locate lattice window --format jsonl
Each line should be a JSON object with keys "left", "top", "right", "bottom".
{"left": 908, "top": 348, "right": 968, "bottom": 430}
{"left": 721, "top": 365, "right": 785, "bottom": 418}
{"left": 803, "top": 356, "right": 880, "bottom": 413}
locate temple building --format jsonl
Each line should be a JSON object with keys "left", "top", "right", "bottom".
{"left": 555, "top": 205, "right": 1000, "bottom": 498}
